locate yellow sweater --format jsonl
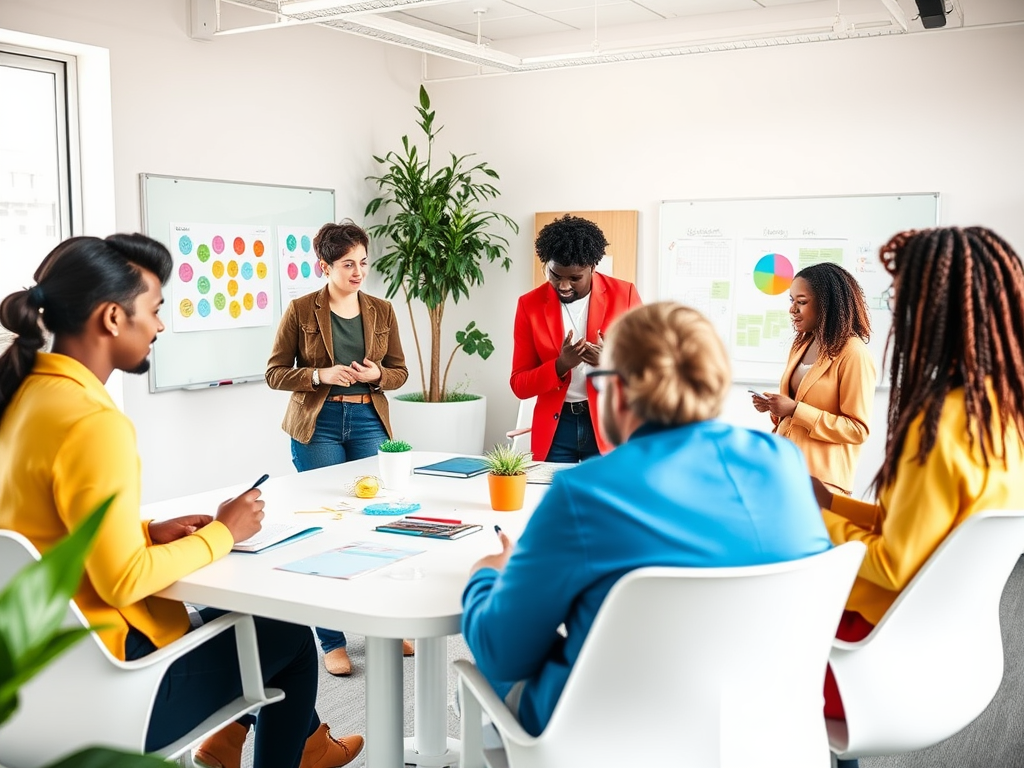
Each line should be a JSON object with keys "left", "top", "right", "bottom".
{"left": 824, "top": 387, "right": 1024, "bottom": 625}
{"left": 0, "top": 353, "right": 234, "bottom": 659}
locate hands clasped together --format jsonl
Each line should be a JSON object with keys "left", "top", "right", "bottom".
{"left": 556, "top": 330, "right": 603, "bottom": 377}
{"left": 319, "top": 358, "right": 382, "bottom": 387}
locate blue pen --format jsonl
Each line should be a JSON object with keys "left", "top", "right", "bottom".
{"left": 249, "top": 473, "right": 270, "bottom": 490}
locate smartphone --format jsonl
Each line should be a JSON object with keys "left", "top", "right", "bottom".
{"left": 748, "top": 389, "right": 768, "bottom": 400}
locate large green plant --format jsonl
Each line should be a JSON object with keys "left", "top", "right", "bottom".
{"left": 0, "top": 497, "right": 169, "bottom": 767}
{"left": 365, "top": 85, "right": 519, "bottom": 402}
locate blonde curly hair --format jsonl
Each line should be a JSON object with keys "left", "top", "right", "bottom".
{"left": 605, "top": 302, "right": 730, "bottom": 426}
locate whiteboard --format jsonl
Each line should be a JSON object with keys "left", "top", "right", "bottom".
{"left": 140, "top": 174, "right": 335, "bottom": 392}
{"left": 658, "top": 193, "right": 939, "bottom": 385}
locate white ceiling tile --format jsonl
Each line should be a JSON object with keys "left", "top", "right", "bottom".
{"left": 630, "top": 0, "right": 756, "bottom": 20}
{"left": 543, "top": 2, "right": 664, "bottom": 32}
{"left": 451, "top": 12, "right": 578, "bottom": 36}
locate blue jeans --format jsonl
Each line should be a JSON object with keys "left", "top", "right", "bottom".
{"left": 291, "top": 401, "right": 388, "bottom": 653}
{"left": 127, "top": 608, "right": 319, "bottom": 767}
{"left": 546, "top": 401, "right": 599, "bottom": 464}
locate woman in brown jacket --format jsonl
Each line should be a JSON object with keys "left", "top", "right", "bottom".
{"left": 266, "top": 220, "right": 410, "bottom": 674}
{"left": 751, "top": 262, "right": 876, "bottom": 496}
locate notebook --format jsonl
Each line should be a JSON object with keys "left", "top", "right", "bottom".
{"left": 231, "top": 523, "right": 323, "bottom": 554}
{"left": 375, "top": 517, "right": 483, "bottom": 540}
{"left": 413, "top": 457, "right": 490, "bottom": 478}
{"left": 526, "top": 461, "right": 574, "bottom": 485}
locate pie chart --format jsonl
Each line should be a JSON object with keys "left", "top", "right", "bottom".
{"left": 753, "top": 253, "right": 794, "bottom": 295}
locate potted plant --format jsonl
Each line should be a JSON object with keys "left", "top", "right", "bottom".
{"left": 482, "top": 444, "right": 531, "bottom": 512}
{"left": 365, "top": 85, "right": 519, "bottom": 454}
{"left": 377, "top": 438, "right": 414, "bottom": 493}
{"left": 0, "top": 498, "right": 170, "bottom": 768}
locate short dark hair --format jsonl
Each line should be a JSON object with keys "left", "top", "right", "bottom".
{"left": 313, "top": 219, "right": 369, "bottom": 266}
{"left": 535, "top": 215, "right": 608, "bottom": 268}
{"left": 0, "top": 233, "right": 173, "bottom": 416}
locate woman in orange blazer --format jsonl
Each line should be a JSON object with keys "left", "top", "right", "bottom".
{"left": 511, "top": 215, "right": 641, "bottom": 462}
{"left": 752, "top": 262, "right": 876, "bottom": 495}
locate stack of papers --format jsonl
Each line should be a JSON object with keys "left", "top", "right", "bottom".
{"left": 276, "top": 541, "right": 423, "bottom": 579}
{"left": 525, "top": 462, "right": 574, "bottom": 485}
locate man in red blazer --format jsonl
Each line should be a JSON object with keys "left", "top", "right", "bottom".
{"left": 511, "top": 215, "right": 642, "bottom": 462}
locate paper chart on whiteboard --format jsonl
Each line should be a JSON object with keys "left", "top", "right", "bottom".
{"left": 278, "top": 225, "right": 326, "bottom": 303}
{"left": 168, "top": 222, "right": 273, "bottom": 332}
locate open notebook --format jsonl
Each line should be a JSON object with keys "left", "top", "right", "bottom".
{"left": 231, "top": 523, "right": 323, "bottom": 554}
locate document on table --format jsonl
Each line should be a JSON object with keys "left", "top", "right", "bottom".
{"left": 276, "top": 541, "right": 424, "bottom": 579}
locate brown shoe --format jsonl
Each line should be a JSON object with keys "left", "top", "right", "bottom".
{"left": 403, "top": 639, "right": 415, "bottom": 657}
{"left": 194, "top": 721, "right": 248, "bottom": 768}
{"left": 300, "top": 723, "right": 364, "bottom": 768}
{"left": 323, "top": 646, "right": 352, "bottom": 676}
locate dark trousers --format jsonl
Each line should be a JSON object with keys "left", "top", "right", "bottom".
{"left": 126, "top": 609, "right": 320, "bottom": 768}
{"left": 545, "top": 401, "right": 600, "bottom": 464}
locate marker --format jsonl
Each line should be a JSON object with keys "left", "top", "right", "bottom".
{"left": 494, "top": 524, "right": 502, "bottom": 536}
{"left": 249, "top": 473, "right": 270, "bottom": 490}
{"left": 407, "top": 515, "right": 461, "bottom": 524}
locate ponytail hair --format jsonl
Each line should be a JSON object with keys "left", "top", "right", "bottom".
{"left": 0, "top": 233, "right": 172, "bottom": 416}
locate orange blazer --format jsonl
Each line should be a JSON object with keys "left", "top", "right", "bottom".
{"left": 510, "top": 273, "right": 641, "bottom": 461}
{"left": 774, "top": 336, "right": 876, "bottom": 495}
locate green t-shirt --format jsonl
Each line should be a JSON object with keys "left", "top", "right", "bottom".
{"left": 328, "top": 312, "right": 370, "bottom": 396}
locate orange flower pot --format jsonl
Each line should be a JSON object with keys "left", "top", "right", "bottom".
{"left": 487, "top": 473, "right": 527, "bottom": 512}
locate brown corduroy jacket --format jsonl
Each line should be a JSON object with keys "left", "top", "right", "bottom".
{"left": 266, "top": 287, "right": 408, "bottom": 444}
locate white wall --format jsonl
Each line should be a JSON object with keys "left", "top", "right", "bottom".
{"left": 2, "top": 0, "right": 422, "bottom": 501}
{"left": 4, "top": 1, "right": 1023, "bottom": 502}
{"left": 422, "top": 24, "right": 1024, "bottom": 498}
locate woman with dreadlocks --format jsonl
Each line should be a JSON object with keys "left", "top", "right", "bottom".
{"left": 814, "top": 226, "right": 1024, "bottom": 729}
{"left": 752, "top": 262, "right": 876, "bottom": 496}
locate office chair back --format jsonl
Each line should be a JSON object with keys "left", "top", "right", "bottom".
{"left": 828, "top": 509, "right": 1024, "bottom": 759}
{"left": 457, "top": 541, "right": 865, "bottom": 768}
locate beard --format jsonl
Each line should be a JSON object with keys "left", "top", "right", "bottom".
{"left": 127, "top": 358, "right": 151, "bottom": 375}
{"left": 557, "top": 290, "right": 578, "bottom": 304}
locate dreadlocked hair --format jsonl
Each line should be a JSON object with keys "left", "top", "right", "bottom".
{"left": 534, "top": 215, "right": 608, "bottom": 268}
{"left": 791, "top": 262, "right": 872, "bottom": 361}
{"left": 873, "top": 226, "right": 1024, "bottom": 494}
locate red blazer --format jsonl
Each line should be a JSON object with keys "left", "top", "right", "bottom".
{"left": 510, "top": 273, "right": 642, "bottom": 460}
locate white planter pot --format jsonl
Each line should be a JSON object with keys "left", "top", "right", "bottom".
{"left": 388, "top": 395, "right": 487, "bottom": 455}
{"left": 377, "top": 449, "right": 414, "bottom": 492}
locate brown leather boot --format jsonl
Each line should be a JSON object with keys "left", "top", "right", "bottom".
{"left": 323, "top": 646, "right": 352, "bottom": 676}
{"left": 193, "top": 721, "right": 249, "bottom": 768}
{"left": 300, "top": 723, "right": 364, "bottom": 768}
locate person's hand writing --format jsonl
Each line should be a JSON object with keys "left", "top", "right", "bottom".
{"left": 215, "top": 489, "right": 265, "bottom": 543}
{"left": 320, "top": 364, "right": 355, "bottom": 387}
{"left": 555, "top": 331, "right": 589, "bottom": 377}
{"left": 762, "top": 392, "right": 798, "bottom": 420}
{"left": 149, "top": 515, "right": 213, "bottom": 544}
{"left": 470, "top": 529, "right": 513, "bottom": 576}
{"left": 349, "top": 358, "right": 381, "bottom": 384}
{"left": 809, "top": 476, "right": 835, "bottom": 511}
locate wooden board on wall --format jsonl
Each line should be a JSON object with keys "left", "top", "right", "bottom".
{"left": 533, "top": 211, "right": 638, "bottom": 288}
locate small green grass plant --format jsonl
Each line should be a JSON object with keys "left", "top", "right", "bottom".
{"left": 378, "top": 439, "right": 413, "bottom": 452}
{"left": 482, "top": 444, "right": 531, "bottom": 476}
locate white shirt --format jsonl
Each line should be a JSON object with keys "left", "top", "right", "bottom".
{"left": 561, "top": 294, "right": 591, "bottom": 403}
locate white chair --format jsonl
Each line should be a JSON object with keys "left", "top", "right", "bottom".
{"left": 827, "top": 509, "right": 1024, "bottom": 761}
{"left": 455, "top": 541, "right": 866, "bottom": 768}
{"left": 505, "top": 397, "right": 536, "bottom": 454}
{"left": 0, "top": 530, "right": 285, "bottom": 768}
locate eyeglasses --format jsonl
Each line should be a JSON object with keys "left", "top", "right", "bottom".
{"left": 882, "top": 285, "right": 895, "bottom": 310}
{"left": 586, "top": 368, "right": 620, "bottom": 393}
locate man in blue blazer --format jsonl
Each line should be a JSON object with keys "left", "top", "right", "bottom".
{"left": 464, "top": 302, "right": 832, "bottom": 737}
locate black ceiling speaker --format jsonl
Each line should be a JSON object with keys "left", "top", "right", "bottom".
{"left": 916, "top": 0, "right": 948, "bottom": 28}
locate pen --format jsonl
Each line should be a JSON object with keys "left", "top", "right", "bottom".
{"left": 249, "top": 473, "right": 270, "bottom": 490}
{"left": 494, "top": 524, "right": 502, "bottom": 536}
{"left": 407, "top": 515, "right": 462, "bottom": 524}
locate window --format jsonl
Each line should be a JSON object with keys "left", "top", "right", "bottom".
{"left": 0, "top": 46, "right": 81, "bottom": 314}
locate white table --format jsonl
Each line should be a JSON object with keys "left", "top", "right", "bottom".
{"left": 147, "top": 453, "right": 546, "bottom": 768}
